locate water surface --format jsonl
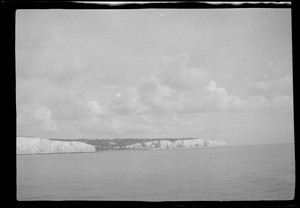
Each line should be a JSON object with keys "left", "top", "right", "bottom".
{"left": 17, "top": 143, "right": 295, "bottom": 201}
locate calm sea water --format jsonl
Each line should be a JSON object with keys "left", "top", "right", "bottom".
{"left": 17, "top": 143, "right": 295, "bottom": 201}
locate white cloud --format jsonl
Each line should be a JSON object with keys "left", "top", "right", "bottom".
{"left": 31, "top": 106, "right": 59, "bottom": 132}
{"left": 161, "top": 52, "right": 190, "bottom": 66}
{"left": 160, "top": 53, "right": 210, "bottom": 91}
{"left": 139, "top": 69, "right": 250, "bottom": 115}
{"left": 205, "top": 80, "right": 232, "bottom": 110}
{"left": 142, "top": 75, "right": 172, "bottom": 100}
{"left": 267, "top": 94, "right": 293, "bottom": 114}
{"left": 16, "top": 10, "right": 293, "bottom": 144}
{"left": 109, "top": 87, "right": 149, "bottom": 115}
{"left": 141, "top": 53, "right": 251, "bottom": 114}
{"left": 140, "top": 75, "right": 182, "bottom": 114}
{"left": 204, "top": 79, "right": 293, "bottom": 113}
{"left": 139, "top": 71, "right": 293, "bottom": 116}
{"left": 252, "top": 73, "right": 293, "bottom": 97}
{"left": 88, "top": 100, "right": 104, "bottom": 117}
{"left": 204, "top": 79, "right": 252, "bottom": 111}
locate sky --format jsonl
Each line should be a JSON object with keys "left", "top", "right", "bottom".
{"left": 16, "top": 8, "right": 293, "bottom": 145}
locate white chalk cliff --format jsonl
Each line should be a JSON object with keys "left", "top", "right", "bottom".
{"left": 17, "top": 137, "right": 228, "bottom": 154}
{"left": 125, "top": 139, "right": 228, "bottom": 150}
{"left": 17, "top": 137, "right": 96, "bottom": 154}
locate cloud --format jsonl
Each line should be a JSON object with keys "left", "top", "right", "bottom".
{"left": 160, "top": 52, "right": 210, "bottom": 91}
{"left": 140, "top": 75, "right": 182, "bottom": 114}
{"left": 204, "top": 79, "right": 293, "bottom": 113}
{"left": 139, "top": 65, "right": 247, "bottom": 115}
{"left": 15, "top": 10, "right": 293, "bottom": 145}
{"left": 108, "top": 87, "right": 149, "bottom": 115}
{"left": 31, "top": 106, "right": 59, "bottom": 132}
{"left": 152, "top": 53, "right": 293, "bottom": 115}
{"left": 205, "top": 80, "right": 233, "bottom": 110}
{"left": 203, "top": 80, "right": 256, "bottom": 111}
{"left": 161, "top": 52, "right": 190, "bottom": 66}
{"left": 266, "top": 94, "right": 293, "bottom": 114}
{"left": 88, "top": 100, "right": 104, "bottom": 117}
{"left": 78, "top": 114, "right": 154, "bottom": 137}
{"left": 138, "top": 71, "right": 292, "bottom": 116}
{"left": 251, "top": 73, "right": 293, "bottom": 97}
{"left": 139, "top": 53, "right": 248, "bottom": 114}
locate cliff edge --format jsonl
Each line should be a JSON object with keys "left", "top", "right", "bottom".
{"left": 17, "top": 136, "right": 228, "bottom": 154}
{"left": 17, "top": 137, "right": 96, "bottom": 154}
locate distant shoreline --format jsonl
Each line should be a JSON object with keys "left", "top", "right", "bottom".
{"left": 17, "top": 136, "right": 294, "bottom": 156}
{"left": 16, "top": 143, "right": 294, "bottom": 156}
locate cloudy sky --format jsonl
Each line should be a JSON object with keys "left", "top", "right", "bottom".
{"left": 16, "top": 9, "right": 293, "bottom": 145}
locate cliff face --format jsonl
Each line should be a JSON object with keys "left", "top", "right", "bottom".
{"left": 17, "top": 137, "right": 228, "bottom": 154}
{"left": 124, "top": 139, "right": 228, "bottom": 150}
{"left": 17, "top": 137, "right": 96, "bottom": 154}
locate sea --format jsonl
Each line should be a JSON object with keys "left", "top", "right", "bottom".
{"left": 17, "top": 143, "right": 295, "bottom": 201}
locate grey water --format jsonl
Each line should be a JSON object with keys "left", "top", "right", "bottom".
{"left": 17, "top": 143, "right": 295, "bottom": 201}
